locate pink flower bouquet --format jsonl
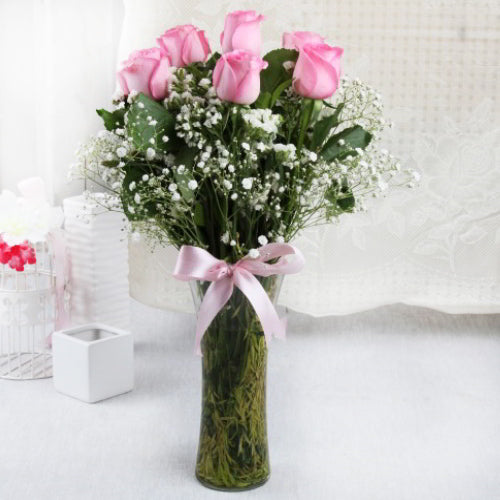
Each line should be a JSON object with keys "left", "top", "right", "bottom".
{"left": 74, "top": 9, "right": 415, "bottom": 491}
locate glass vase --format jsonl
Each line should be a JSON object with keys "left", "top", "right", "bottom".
{"left": 189, "top": 275, "right": 283, "bottom": 491}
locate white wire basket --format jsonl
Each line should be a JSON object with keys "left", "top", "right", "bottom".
{"left": 0, "top": 242, "right": 56, "bottom": 380}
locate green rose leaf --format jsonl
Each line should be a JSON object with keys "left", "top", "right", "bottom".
{"left": 260, "top": 48, "right": 298, "bottom": 95}
{"left": 310, "top": 103, "right": 344, "bottom": 151}
{"left": 325, "top": 181, "right": 355, "bottom": 216}
{"left": 254, "top": 91, "right": 272, "bottom": 109}
{"left": 96, "top": 107, "right": 126, "bottom": 131}
{"left": 320, "top": 125, "right": 372, "bottom": 161}
{"left": 126, "top": 93, "right": 178, "bottom": 153}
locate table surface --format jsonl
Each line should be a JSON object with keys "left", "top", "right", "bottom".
{"left": 1, "top": 302, "right": 500, "bottom": 500}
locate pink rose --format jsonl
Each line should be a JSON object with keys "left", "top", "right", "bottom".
{"left": 282, "top": 31, "right": 325, "bottom": 51}
{"left": 220, "top": 10, "right": 265, "bottom": 56}
{"left": 212, "top": 50, "right": 268, "bottom": 105}
{"left": 156, "top": 24, "right": 211, "bottom": 68}
{"left": 117, "top": 47, "right": 171, "bottom": 100}
{"left": 292, "top": 43, "right": 343, "bottom": 99}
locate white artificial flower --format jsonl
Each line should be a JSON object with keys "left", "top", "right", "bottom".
{"left": 248, "top": 248, "right": 260, "bottom": 259}
{"left": 188, "top": 180, "right": 198, "bottom": 190}
{"left": 242, "top": 178, "right": 254, "bottom": 190}
{"left": 0, "top": 179, "right": 62, "bottom": 245}
{"left": 258, "top": 235, "right": 268, "bottom": 246}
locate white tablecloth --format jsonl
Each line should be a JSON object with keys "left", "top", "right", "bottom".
{"left": 1, "top": 302, "right": 500, "bottom": 500}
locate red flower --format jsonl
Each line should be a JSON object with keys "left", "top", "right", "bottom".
{"left": 0, "top": 238, "right": 12, "bottom": 265}
{"left": 0, "top": 236, "right": 37, "bottom": 272}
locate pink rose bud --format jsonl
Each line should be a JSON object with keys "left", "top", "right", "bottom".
{"left": 282, "top": 31, "right": 325, "bottom": 51}
{"left": 212, "top": 50, "right": 268, "bottom": 105}
{"left": 292, "top": 43, "right": 343, "bottom": 100}
{"left": 220, "top": 10, "right": 265, "bottom": 56}
{"left": 157, "top": 24, "right": 211, "bottom": 67}
{"left": 117, "top": 47, "right": 171, "bottom": 100}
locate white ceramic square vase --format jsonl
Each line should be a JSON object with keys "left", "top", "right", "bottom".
{"left": 53, "top": 323, "right": 134, "bottom": 403}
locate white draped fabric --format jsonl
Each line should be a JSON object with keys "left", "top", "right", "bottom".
{"left": 1, "top": 0, "right": 499, "bottom": 315}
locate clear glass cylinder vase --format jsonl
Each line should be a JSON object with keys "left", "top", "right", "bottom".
{"left": 189, "top": 275, "right": 283, "bottom": 491}
{"left": 0, "top": 242, "right": 56, "bottom": 380}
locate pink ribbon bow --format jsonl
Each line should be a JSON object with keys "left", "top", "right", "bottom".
{"left": 173, "top": 243, "right": 305, "bottom": 355}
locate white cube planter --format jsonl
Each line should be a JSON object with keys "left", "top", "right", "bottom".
{"left": 53, "top": 323, "right": 133, "bottom": 403}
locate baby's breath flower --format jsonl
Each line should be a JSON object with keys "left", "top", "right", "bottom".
{"left": 248, "top": 249, "right": 260, "bottom": 259}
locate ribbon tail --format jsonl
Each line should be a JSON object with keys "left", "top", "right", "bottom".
{"left": 233, "top": 269, "right": 286, "bottom": 347}
{"left": 194, "top": 278, "right": 234, "bottom": 356}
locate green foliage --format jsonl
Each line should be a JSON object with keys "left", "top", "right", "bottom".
{"left": 297, "top": 98, "right": 315, "bottom": 150}
{"left": 96, "top": 107, "right": 126, "bottom": 131}
{"left": 173, "top": 145, "right": 198, "bottom": 202}
{"left": 325, "top": 180, "right": 355, "bottom": 216}
{"left": 126, "top": 93, "right": 179, "bottom": 153}
{"left": 310, "top": 103, "right": 344, "bottom": 151}
{"left": 205, "top": 51, "right": 221, "bottom": 71}
{"left": 120, "top": 161, "right": 156, "bottom": 220}
{"left": 320, "top": 125, "right": 372, "bottom": 161}
{"left": 259, "top": 49, "right": 298, "bottom": 96}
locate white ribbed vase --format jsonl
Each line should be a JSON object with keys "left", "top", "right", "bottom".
{"left": 63, "top": 195, "right": 130, "bottom": 330}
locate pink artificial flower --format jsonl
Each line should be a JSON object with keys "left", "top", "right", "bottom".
{"left": 212, "top": 50, "right": 268, "bottom": 105}
{"left": 292, "top": 43, "right": 343, "bottom": 99}
{"left": 117, "top": 47, "right": 172, "bottom": 100}
{"left": 0, "top": 237, "right": 12, "bottom": 265}
{"left": 157, "top": 24, "right": 211, "bottom": 68}
{"left": 282, "top": 31, "right": 325, "bottom": 51}
{"left": 0, "top": 236, "right": 36, "bottom": 272}
{"left": 220, "top": 10, "right": 265, "bottom": 56}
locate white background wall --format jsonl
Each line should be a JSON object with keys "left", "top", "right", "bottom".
{"left": 1, "top": 0, "right": 499, "bottom": 314}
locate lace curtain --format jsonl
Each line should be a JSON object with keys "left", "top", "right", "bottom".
{"left": 1, "top": 1, "right": 498, "bottom": 315}
{"left": 123, "top": 0, "right": 500, "bottom": 315}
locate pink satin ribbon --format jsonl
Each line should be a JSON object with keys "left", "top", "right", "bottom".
{"left": 173, "top": 243, "right": 305, "bottom": 355}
